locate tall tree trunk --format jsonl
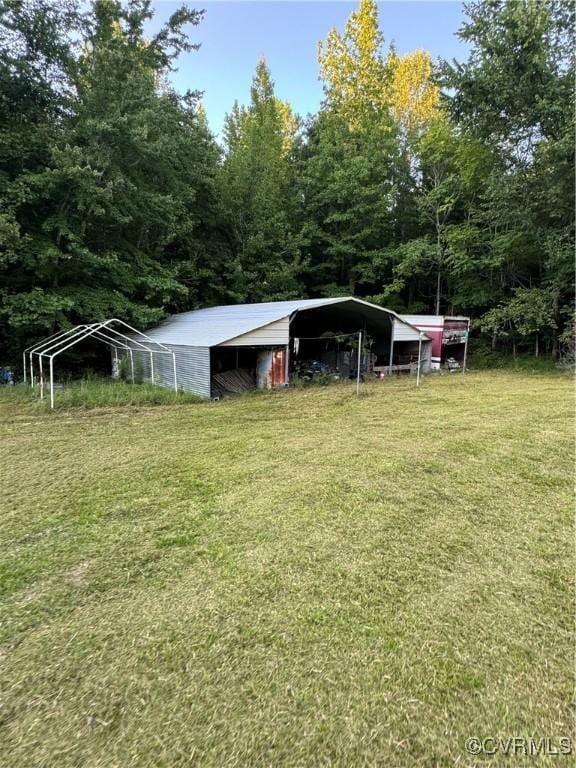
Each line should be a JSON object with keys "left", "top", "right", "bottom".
{"left": 534, "top": 335, "right": 539, "bottom": 357}
{"left": 435, "top": 266, "right": 441, "bottom": 315}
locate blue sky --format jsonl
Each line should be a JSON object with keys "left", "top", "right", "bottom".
{"left": 147, "top": 1, "right": 468, "bottom": 137}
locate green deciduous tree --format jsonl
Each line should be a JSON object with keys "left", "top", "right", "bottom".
{"left": 480, "top": 287, "right": 558, "bottom": 357}
{"left": 0, "top": 0, "right": 226, "bottom": 361}
{"left": 0, "top": 0, "right": 572, "bottom": 368}
{"left": 380, "top": 121, "right": 496, "bottom": 314}
{"left": 317, "top": 0, "right": 388, "bottom": 129}
{"left": 440, "top": 0, "right": 574, "bottom": 354}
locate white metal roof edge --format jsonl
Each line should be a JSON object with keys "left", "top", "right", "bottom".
{"left": 141, "top": 297, "right": 433, "bottom": 347}
{"left": 219, "top": 297, "right": 344, "bottom": 346}
{"left": 344, "top": 298, "right": 433, "bottom": 341}
{"left": 221, "top": 297, "right": 434, "bottom": 345}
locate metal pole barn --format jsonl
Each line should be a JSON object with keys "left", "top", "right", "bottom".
{"left": 356, "top": 331, "right": 362, "bottom": 398}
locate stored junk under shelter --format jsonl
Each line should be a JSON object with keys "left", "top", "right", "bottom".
{"left": 116, "top": 298, "right": 439, "bottom": 398}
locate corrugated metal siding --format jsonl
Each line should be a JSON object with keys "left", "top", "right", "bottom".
{"left": 172, "top": 345, "right": 210, "bottom": 396}
{"left": 117, "top": 344, "right": 210, "bottom": 398}
{"left": 130, "top": 348, "right": 152, "bottom": 379}
{"left": 218, "top": 317, "right": 290, "bottom": 347}
{"left": 393, "top": 317, "right": 428, "bottom": 341}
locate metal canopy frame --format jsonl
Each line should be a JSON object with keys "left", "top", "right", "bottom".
{"left": 25, "top": 318, "right": 178, "bottom": 408}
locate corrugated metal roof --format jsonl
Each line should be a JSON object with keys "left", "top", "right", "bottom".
{"left": 142, "top": 297, "right": 427, "bottom": 347}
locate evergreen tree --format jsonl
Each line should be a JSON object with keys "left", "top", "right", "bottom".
{"left": 299, "top": 111, "right": 398, "bottom": 296}
{"left": 220, "top": 58, "right": 302, "bottom": 301}
{"left": 303, "top": 0, "right": 401, "bottom": 297}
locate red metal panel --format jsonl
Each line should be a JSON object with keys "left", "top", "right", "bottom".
{"left": 272, "top": 348, "right": 286, "bottom": 387}
{"left": 425, "top": 329, "right": 443, "bottom": 363}
{"left": 443, "top": 319, "right": 469, "bottom": 347}
{"left": 444, "top": 319, "right": 468, "bottom": 332}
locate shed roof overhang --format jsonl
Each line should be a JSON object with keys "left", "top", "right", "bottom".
{"left": 289, "top": 298, "right": 395, "bottom": 339}
{"left": 136, "top": 297, "right": 430, "bottom": 348}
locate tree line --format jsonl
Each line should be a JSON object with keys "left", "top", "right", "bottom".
{"left": 1, "top": 0, "right": 573, "bottom": 366}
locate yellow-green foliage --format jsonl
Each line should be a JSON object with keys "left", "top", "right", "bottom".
{"left": 387, "top": 49, "right": 442, "bottom": 134}
{"left": 317, "top": 0, "right": 440, "bottom": 133}
{"left": 318, "top": 0, "right": 388, "bottom": 127}
{"left": 0, "top": 371, "right": 572, "bottom": 766}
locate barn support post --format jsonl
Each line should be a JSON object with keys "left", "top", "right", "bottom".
{"left": 30, "top": 353, "right": 35, "bottom": 387}
{"left": 416, "top": 333, "right": 423, "bottom": 388}
{"left": 172, "top": 351, "right": 178, "bottom": 392}
{"left": 356, "top": 331, "right": 362, "bottom": 398}
{"left": 129, "top": 348, "right": 135, "bottom": 384}
{"left": 388, "top": 323, "right": 394, "bottom": 376}
{"left": 462, "top": 330, "right": 469, "bottom": 378}
{"left": 23, "top": 352, "right": 27, "bottom": 385}
{"left": 49, "top": 357, "right": 54, "bottom": 410}
{"left": 149, "top": 351, "right": 154, "bottom": 384}
{"left": 284, "top": 343, "right": 290, "bottom": 387}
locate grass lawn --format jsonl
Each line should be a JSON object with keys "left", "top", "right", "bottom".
{"left": 0, "top": 371, "right": 573, "bottom": 767}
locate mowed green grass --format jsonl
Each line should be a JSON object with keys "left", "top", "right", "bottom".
{"left": 0, "top": 371, "right": 573, "bottom": 767}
